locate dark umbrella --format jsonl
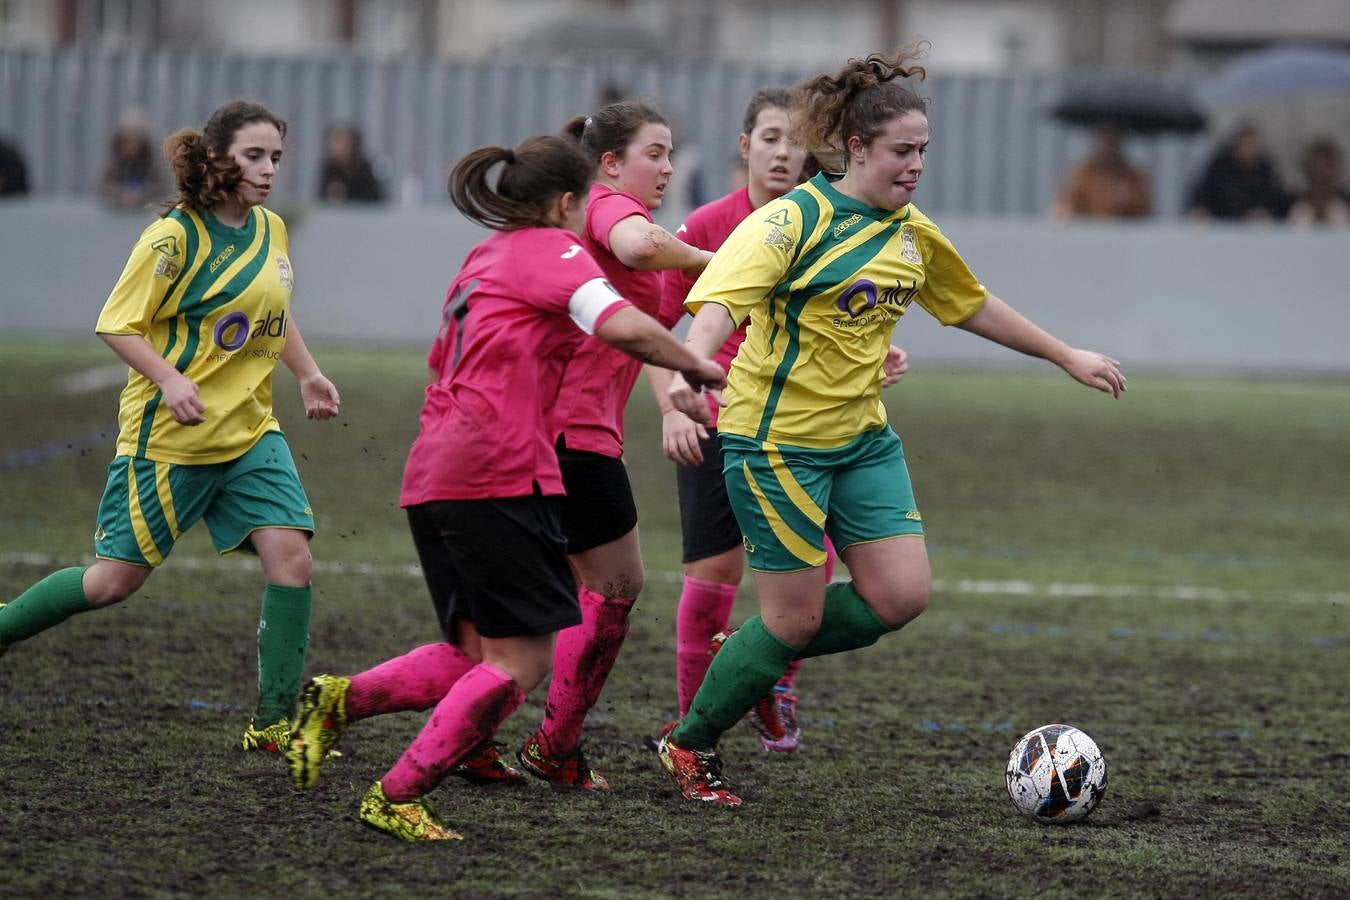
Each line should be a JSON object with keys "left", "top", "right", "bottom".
{"left": 1203, "top": 45, "right": 1350, "bottom": 104}
{"left": 1052, "top": 77, "right": 1207, "bottom": 134}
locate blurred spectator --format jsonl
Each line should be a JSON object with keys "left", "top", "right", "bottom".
{"left": 1287, "top": 138, "right": 1350, "bottom": 227}
{"left": 1186, "top": 124, "right": 1289, "bottom": 222}
{"left": 318, "top": 124, "right": 384, "bottom": 203}
{"left": 1051, "top": 126, "right": 1152, "bottom": 220}
{"left": 97, "top": 111, "right": 165, "bottom": 210}
{"left": 0, "top": 135, "right": 30, "bottom": 196}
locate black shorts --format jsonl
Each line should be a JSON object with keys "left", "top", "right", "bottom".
{"left": 676, "top": 428, "right": 743, "bottom": 563}
{"left": 557, "top": 440, "right": 639, "bottom": 555}
{"left": 406, "top": 497, "right": 580, "bottom": 640}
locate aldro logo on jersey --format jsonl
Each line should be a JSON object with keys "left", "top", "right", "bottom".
{"left": 212, "top": 308, "right": 289, "bottom": 353}
{"left": 834, "top": 277, "right": 921, "bottom": 328}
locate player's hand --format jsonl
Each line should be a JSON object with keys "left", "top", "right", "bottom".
{"left": 663, "top": 408, "right": 708, "bottom": 466}
{"left": 1060, "top": 349, "right": 1126, "bottom": 398}
{"left": 161, "top": 372, "right": 206, "bottom": 425}
{"left": 669, "top": 363, "right": 723, "bottom": 426}
{"left": 300, "top": 373, "right": 342, "bottom": 419}
{"left": 881, "top": 345, "right": 909, "bottom": 387}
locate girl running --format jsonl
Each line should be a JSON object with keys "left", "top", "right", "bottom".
{"left": 287, "top": 134, "right": 723, "bottom": 842}
{"left": 657, "top": 48, "right": 1125, "bottom": 806}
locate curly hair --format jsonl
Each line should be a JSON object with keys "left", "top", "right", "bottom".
{"left": 792, "top": 45, "right": 929, "bottom": 165}
{"left": 161, "top": 99, "right": 286, "bottom": 216}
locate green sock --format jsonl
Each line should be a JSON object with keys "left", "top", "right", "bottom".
{"left": 796, "top": 581, "right": 893, "bottom": 660}
{"left": 674, "top": 616, "right": 798, "bottom": 751}
{"left": 254, "top": 582, "right": 312, "bottom": 726}
{"left": 0, "top": 567, "right": 94, "bottom": 644}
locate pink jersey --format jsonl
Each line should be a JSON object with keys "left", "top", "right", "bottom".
{"left": 662, "top": 186, "right": 755, "bottom": 426}
{"left": 552, "top": 183, "right": 665, "bottom": 457}
{"left": 400, "top": 227, "right": 629, "bottom": 504}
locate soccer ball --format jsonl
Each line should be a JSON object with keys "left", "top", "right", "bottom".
{"left": 1005, "top": 724, "right": 1107, "bottom": 824}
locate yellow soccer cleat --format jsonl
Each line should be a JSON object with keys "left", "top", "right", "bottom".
{"left": 287, "top": 674, "right": 351, "bottom": 790}
{"left": 241, "top": 716, "right": 291, "bottom": 753}
{"left": 358, "top": 781, "right": 462, "bottom": 843}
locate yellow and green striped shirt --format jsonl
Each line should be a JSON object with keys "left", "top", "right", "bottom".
{"left": 686, "top": 172, "right": 987, "bottom": 449}
{"left": 96, "top": 205, "right": 295, "bottom": 464}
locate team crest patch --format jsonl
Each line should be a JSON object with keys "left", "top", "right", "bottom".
{"left": 900, "top": 224, "right": 921, "bottom": 264}
{"left": 276, "top": 256, "right": 294, "bottom": 291}
{"left": 763, "top": 226, "right": 795, "bottom": 254}
{"left": 153, "top": 256, "right": 181, "bottom": 279}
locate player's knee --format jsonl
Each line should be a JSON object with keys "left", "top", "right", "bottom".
{"left": 872, "top": 577, "right": 930, "bottom": 628}
{"left": 85, "top": 565, "right": 150, "bottom": 607}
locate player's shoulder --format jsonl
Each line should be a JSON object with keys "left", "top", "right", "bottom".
{"left": 902, "top": 203, "right": 940, "bottom": 230}
{"left": 133, "top": 211, "right": 191, "bottom": 262}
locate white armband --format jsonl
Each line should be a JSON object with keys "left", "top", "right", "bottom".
{"left": 568, "top": 277, "right": 626, "bottom": 335}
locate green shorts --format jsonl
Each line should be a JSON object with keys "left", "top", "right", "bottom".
{"left": 94, "top": 431, "right": 314, "bottom": 567}
{"left": 720, "top": 427, "right": 923, "bottom": 573}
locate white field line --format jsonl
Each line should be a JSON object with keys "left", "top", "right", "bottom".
{"left": 2, "top": 551, "right": 1345, "bottom": 606}
{"left": 56, "top": 365, "right": 129, "bottom": 394}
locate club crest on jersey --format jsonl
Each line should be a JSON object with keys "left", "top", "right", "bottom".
{"left": 151, "top": 236, "right": 182, "bottom": 279}
{"left": 764, "top": 226, "right": 795, "bottom": 254}
{"left": 900, "top": 224, "right": 921, "bottom": 264}
{"left": 276, "top": 255, "right": 294, "bottom": 291}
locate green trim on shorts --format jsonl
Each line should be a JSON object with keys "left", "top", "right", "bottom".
{"left": 720, "top": 427, "right": 923, "bottom": 572}
{"left": 94, "top": 432, "right": 314, "bottom": 565}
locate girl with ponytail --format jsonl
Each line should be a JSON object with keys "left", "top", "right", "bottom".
{"left": 0, "top": 99, "right": 341, "bottom": 758}
{"left": 657, "top": 47, "right": 1127, "bottom": 806}
{"left": 285, "top": 134, "right": 724, "bottom": 842}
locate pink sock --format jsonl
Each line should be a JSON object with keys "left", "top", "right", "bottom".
{"left": 345, "top": 642, "right": 475, "bottom": 721}
{"left": 540, "top": 587, "right": 634, "bottom": 755}
{"left": 824, "top": 536, "right": 839, "bottom": 583}
{"left": 675, "top": 576, "right": 738, "bottom": 716}
{"left": 381, "top": 662, "right": 525, "bottom": 801}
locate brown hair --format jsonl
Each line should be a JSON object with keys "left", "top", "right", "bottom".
{"left": 742, "top": 88, "right": 793, "bottom": 136}
{"left": 161, "top": 99, "right": 286, "bottom": 216}
{"left": 448, "top": 135, "right": 592, "bottom": 231}
{"left": 792, "top": 45, "right": 929, "bottom": 165}
{"left": 561, "top": 100, "right": 668, "bottom": 167}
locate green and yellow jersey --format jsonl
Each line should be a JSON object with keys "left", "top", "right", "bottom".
{"left": 96, "top": 205, "right": 295, "bottom": 464}
{"left": 686, "top": 172, "right": 988, "bottom": 449}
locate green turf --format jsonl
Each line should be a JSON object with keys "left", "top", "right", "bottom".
{"left": 2, "top": 337, "right": 1347, "bottom": 898}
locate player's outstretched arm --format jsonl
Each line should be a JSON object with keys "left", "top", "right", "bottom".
{"left": 955, "top": 293, "right": 1126, "bottom": 398}
{"left": 608, "top": 216, "right": 715, "bottom": 277}
{"left": 645, "top": 363, "right": 708, "bottom": 466}
{"left": 281, "top": 318, "right": 341, "bottom": 420}
{"left": 597, "top": 307, "right": 725, "bottom": 420}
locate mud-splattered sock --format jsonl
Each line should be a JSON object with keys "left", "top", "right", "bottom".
{"left": 346, "top": 642, "right": 476, "bottom": 721}
{"left": 675, "top": 577, "right": 738, "bottom": 716}
{"left": 381, "top": 662, "right": 525, "bottom": 801}
{"left": 539, "top": 587, "right": 634, "bottom": 755}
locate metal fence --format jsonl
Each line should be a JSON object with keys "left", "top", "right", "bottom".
{"left": 0, "top": 47, "right": 1212, "bottom": 221}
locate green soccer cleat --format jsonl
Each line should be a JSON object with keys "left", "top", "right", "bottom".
{"left": 359, "top": 781, "right": 462, "bottom": 843}
{"left": 241, "top": 716, "right": 291, "bottom": 753}
{"left": 287, "top": 674, "right": 351, "bottom": 790}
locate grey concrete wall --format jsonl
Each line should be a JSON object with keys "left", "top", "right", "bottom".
{"left": 1, "top": 200, "right": 1347, "bottom": 374}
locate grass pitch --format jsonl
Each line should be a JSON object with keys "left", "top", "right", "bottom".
{"left": 2, "top": 338, "right": 1347, "bottom": 898}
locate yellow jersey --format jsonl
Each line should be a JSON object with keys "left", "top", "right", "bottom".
{"left": 96, "top": 205, "right": 295, "bottom": 464}
{"left": 686, "top": 172, "right": 987, "bottom": 449}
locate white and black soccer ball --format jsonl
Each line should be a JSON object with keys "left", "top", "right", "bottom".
{"left": 1005, "top": 723, "right": 1107, "bottom": 824}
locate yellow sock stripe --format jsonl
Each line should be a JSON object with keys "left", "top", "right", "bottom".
{"left": 126, "top": 463, "right": 165, "bottom": 566}
{"left": 153, "top": 460, "right": 182, "bottom": 539}
{"left": 742, "top": 460, "right": 826, "bottom": 565}
{"left": 762, "top": 443, "right": 826, "bottom": 527}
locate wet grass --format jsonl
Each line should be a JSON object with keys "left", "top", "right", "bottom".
{"left": 2, "top": 338, "right": 1348, "bottom": 898}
